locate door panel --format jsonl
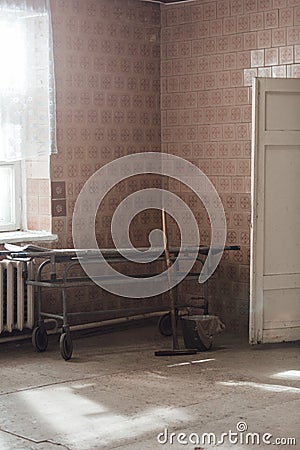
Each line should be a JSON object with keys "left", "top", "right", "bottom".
{"left": 263, "top": 289, "right": 300, "bottom": 327}
{"left": 250, "top": 78, "right": 300, "bottom": 344}
{"left": 264, "top": 146, "right": 300, "bottom": 274}
{"left": 266, "top": 92, "right": 300, "bottom": 130}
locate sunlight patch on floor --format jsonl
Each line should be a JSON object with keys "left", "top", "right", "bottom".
{"left": 271, "top": 370, "right": 300, "bottom": 381}
{"left": 167, "top": 358, "right": 215, "bottom": 368}
{"left": 20, "top": 384, "right": 189, "bottom": 448}
{"left": 219, "top": 380, "right": 300, "bottom": 394}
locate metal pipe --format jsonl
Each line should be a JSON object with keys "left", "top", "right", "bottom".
{"left": 0, "top": 311, "right": 166, "bottom": 344}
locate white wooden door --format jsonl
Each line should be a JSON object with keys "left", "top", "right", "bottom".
{"left": 250, "top": 78, "right": 300, "bottom": 344}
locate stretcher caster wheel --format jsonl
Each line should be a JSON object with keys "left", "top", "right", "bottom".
{"left": 32, "top": 326, "right": 48, "bottom": 352}
{"left": 60, "top": 332, "right": 73, "bottom": 361}
{"left": 158, "top": 313, "right": 174, "bottom": 337}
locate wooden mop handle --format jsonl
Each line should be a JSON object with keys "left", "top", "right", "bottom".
{"left": 162, "top": 208, "right": 171, "bottom": 269}
{"left": 162, "top": 208, "right": 179, "bottom": 350}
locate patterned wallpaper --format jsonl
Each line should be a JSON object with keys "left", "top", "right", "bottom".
{"left": 50, "top": 0, "right": 161, "bottom": 248}
{"left": 161, "top": 0, "right": 300, "bottom": 333}
{"left": 24, "top": 0, "right": 300, "bottom": 332}
{"left": 31, "top": 0, "right": 163, "bottom": 321}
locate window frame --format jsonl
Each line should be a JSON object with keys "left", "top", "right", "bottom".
{"left": 0, "top": 161, "right": 21, "bottom": 232}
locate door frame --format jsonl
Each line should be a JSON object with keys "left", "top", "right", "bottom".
{"left": 250, "top": 77, "right": 300, "bottom": 344}
{"left": 250, "top": 77, "right": 261, "bottom": 344}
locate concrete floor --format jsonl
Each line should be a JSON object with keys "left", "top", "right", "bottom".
{"left": 0, "top": 319, "right": 299, "bottom": 450}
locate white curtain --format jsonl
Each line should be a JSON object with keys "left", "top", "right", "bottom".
{"left": 0, "top": 0, "right": 57, "bottom": 162}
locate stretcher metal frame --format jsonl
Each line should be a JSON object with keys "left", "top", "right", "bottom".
{"left": 1, "top": 245, "right": 239, "bottom": 360}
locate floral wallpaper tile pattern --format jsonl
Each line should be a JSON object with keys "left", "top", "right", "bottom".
{"left": 161, "top": 0, "right": 300, "bottom": 333}
{"left": 45, "top": 0, "right": 163, "bottom": 320}
{"left": 40, "top": 0, "right": 300, "bottom": 332}
{"left": 50, "top": 0, "right": 161, "bottom": 247}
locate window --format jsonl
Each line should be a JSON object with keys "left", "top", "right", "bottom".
{"left": 0, "top": 0, "right": 57, "bottom": 232}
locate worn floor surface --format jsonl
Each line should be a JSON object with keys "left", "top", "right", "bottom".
{"left": 0, "top": 319, "right": 299, "bottom": 450}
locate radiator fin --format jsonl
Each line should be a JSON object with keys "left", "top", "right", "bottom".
{"left": 0, "top": 260, "right": 34, "bottom": 333}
